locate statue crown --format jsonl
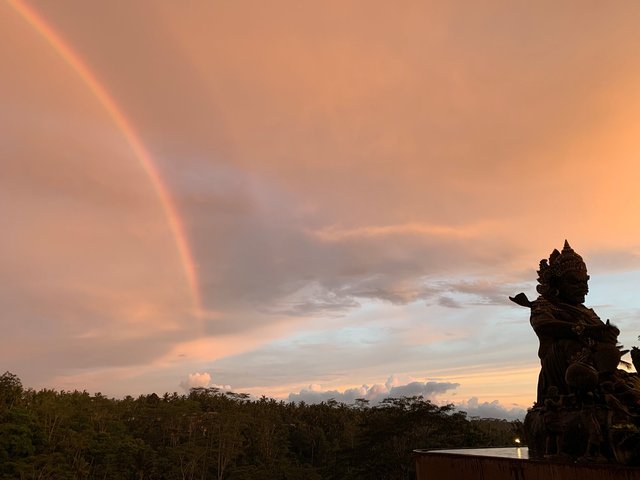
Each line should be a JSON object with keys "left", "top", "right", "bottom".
{"left": 537, "top": 240, "right": 587, "bottom": 287}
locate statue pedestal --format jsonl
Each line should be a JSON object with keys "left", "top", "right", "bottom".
{"left": 414, "top": 448, "right": 640, "bottom": 480}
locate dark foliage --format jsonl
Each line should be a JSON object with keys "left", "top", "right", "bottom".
{"left": 0, "top": 372, "right": 523, "bottom": 479}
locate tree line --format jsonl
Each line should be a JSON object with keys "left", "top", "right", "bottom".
{"left": 0, "top": 371, "right": 523, "bottom": 480}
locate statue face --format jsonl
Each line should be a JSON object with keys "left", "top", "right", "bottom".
{"left": 556, "top": 271, "right": 589, "bottom": 305}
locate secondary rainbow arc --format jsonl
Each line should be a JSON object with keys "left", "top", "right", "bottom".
{"left": 9, "top": 0, "right": 202, "bottom": 316}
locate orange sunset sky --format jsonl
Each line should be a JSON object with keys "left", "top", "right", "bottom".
{"left": 3, "top": 1, "right": 640, "bottom": 419}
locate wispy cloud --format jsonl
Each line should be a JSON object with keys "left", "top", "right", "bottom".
{"left": 308, "top": 222, "right": 488, "bottom": 242}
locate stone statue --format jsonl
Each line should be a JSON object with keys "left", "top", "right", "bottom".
{"left": 511, "top": 241, "right": 640, "bottom": 464}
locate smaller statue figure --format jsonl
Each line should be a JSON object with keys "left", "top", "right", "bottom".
{"left": 579, "top": 398, "right": 606, "bottom": 463}
{"left": 542, "top": 386, "right": 565, "bottom": 457}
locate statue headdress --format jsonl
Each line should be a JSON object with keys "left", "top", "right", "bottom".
{"left": 536, "top": 240, "right": 587, "bottom": 296}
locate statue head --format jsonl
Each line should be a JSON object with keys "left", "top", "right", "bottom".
{"left": 537, "top": 240, "right": 589, "bottom": 305}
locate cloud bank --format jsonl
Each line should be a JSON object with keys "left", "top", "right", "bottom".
{"left": 287, "top": 376, "right": 525, "bottom": 420}
{"left": 457, "top": 397, "right": 526, "bottom": 422}
{"left": 288, "top": 381, "right": 461, "bottom": 405}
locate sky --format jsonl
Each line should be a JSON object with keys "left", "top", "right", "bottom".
{"left": 3, "top": 1, "right": 640, "bottom": 420}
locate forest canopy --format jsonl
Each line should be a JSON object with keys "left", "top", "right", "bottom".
{"left": 0, "top": 371, "right": 522, "bottom": 480}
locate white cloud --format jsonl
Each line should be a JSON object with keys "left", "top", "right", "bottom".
{"left": 180, "top": 372, "right": 211, "bottom": 390}
{"left": 179, "top": 372, "right": 232, "bottom": 392}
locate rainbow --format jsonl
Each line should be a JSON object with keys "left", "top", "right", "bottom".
{"left": 8, "top": 0, "right": 202, "bottom": 316}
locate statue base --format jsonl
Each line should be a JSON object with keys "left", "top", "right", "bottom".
{"left": 414, "top": 448, "right": 640, "bottom": 479}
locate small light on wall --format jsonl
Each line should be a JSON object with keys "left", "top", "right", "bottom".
{"left": 514, "top": 437, "right": 521, "bottom": 446}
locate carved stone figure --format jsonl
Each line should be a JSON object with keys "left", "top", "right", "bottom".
{"left": 542, "top": 386, "right": 565, "bottom": 457}
{"left": 511, "top": 241, "right": 640, "bottom": 464}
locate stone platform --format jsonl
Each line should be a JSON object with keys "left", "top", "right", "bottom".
{"left": 414, "top": 448, "right": 640, "bottom": 479}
